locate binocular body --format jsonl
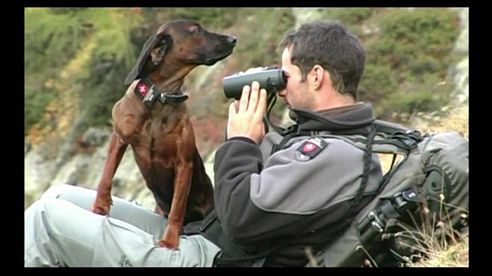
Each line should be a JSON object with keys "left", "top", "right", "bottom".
{"left": 223, "top": 68, "right": 287, "bottom": 99}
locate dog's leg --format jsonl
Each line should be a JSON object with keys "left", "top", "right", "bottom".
{"left": 92, "top": 131, "right": 128, "bottom": 215}
{"left": 158, "top": 160, "right": 193, "bottom": 249}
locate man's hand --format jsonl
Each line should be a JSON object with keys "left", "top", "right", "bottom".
{"left": 227, "top": 81, "right": 267, "bottom": 144}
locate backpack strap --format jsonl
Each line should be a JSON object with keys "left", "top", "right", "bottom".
{"left": 335, "top": 129, "right": 422, "bottom": 157}
{"left": 347, "top": 125, "right": 376, "bottom": 217}
{"left": 372, "top": 120, "right": 423, "bottom": 154}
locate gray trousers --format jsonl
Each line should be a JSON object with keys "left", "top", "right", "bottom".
{"left": 24, "top": 184, "right": 221, "bottom": 267}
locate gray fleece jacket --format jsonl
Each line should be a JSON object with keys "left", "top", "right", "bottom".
{"left": 202, "top": 103, "right": 383, "bottom": 266}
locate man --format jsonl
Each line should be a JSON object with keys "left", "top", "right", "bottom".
{"left": 25, "top": 21, "right": 382, "bottom": 267}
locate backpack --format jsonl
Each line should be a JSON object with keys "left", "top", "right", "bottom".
{"left": 306, "top": 120, "right": 469, "bottom": 267}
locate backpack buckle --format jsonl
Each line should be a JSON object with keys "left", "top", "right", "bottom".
{"left": 392, "top": 188, "right": 421, "bottom": 214}
{"left": 358, "top": 211, "right": 386, "bottom": 244}
{"left": 368, "top": 211, "right": 384, "bottom": 233}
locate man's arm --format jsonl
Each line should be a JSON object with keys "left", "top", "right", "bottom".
{"left": 213, "top": 134, "right": 375, "bottom": 243}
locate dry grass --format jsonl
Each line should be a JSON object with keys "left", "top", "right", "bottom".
{"left": 395, "top": 212, "right": 469, "bottom": 268}
{"left": 409, "top": 232, "right": 469, "bottom": 267}
{"left": 404, "top": 103, "right": 469, "bottom": 267}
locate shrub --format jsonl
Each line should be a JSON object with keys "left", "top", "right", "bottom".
{"left": 360, "top": 8, "right": 460, "bottom": 121}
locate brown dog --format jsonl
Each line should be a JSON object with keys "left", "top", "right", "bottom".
{"left": 92, "top": 19, "right": 236, "bottom": 249}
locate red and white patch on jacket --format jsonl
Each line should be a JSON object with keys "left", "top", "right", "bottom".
{"left": 295, "top": 137, "right": 328, "bottom": 161}
{"left": 302, "top": 142, "right": 317, "bottom": 153}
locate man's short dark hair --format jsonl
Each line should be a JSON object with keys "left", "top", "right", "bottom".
{"left": 280, "top": 21, "right": 365, "bottom": 100}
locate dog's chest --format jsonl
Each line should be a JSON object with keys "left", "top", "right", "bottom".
{"left": 134, "top": 106, "right": 186, "bottom": 149}
{"left": 127, "top": 115, "right": 181, "bottom": 167}
{"left": 152, "top": 104, "right": 184, "bottom": 129}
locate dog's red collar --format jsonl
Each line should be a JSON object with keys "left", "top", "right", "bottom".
{"left": 134, "top": 78, "right": 189, "bottom": 108}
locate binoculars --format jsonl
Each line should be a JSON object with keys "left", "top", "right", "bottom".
{"left": 223, "top": 67, "right": 287, "bottom": 99}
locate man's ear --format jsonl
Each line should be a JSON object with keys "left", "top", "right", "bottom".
{"left": 311, "top": 65, "right": 325, "bottom": 90}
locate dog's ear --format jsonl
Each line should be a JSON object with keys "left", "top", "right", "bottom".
{"left": 124, "top": 33, "right": 171, "bottom": 85}
{"left": 149, "top": 37, "right": 170, "bottom": 67}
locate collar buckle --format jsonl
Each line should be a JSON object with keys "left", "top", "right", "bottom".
{"left": 136, "top": 80, "right": 189, "bottom": 108}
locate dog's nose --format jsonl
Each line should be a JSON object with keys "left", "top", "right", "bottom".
{"left": 228, "top": 36, "right": 237, "bottom": 46}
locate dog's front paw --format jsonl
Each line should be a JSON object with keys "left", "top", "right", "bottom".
{"left": 158, "top": 229, "right": 180, "bottom": 249}
{"left": 92, "top": 205, "right": 109, "bottom": 215}
{"left": 92, "top": 198, "right": 112, "bottom": 216}
{"left": 158, "top": 239, "right": 179, "bottom": 249}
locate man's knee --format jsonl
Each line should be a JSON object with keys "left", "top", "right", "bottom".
{"left": 25, "top": 198, "right": 62, "bottom": 267}
{"left": 26, "top": 197, "right": 96, "bottom": 238}
{"left": 25, "top": 197, "right": 65, "bottom": 234}
{"left": 41, "top": 184, "right": 81, "bottom": 200}
{"left": 25, "top": 198, "right": 99, "bottom": 267}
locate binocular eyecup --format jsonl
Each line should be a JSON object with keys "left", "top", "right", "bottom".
{"left": 223, "top": 67, "right": 287, "bottom": 99}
